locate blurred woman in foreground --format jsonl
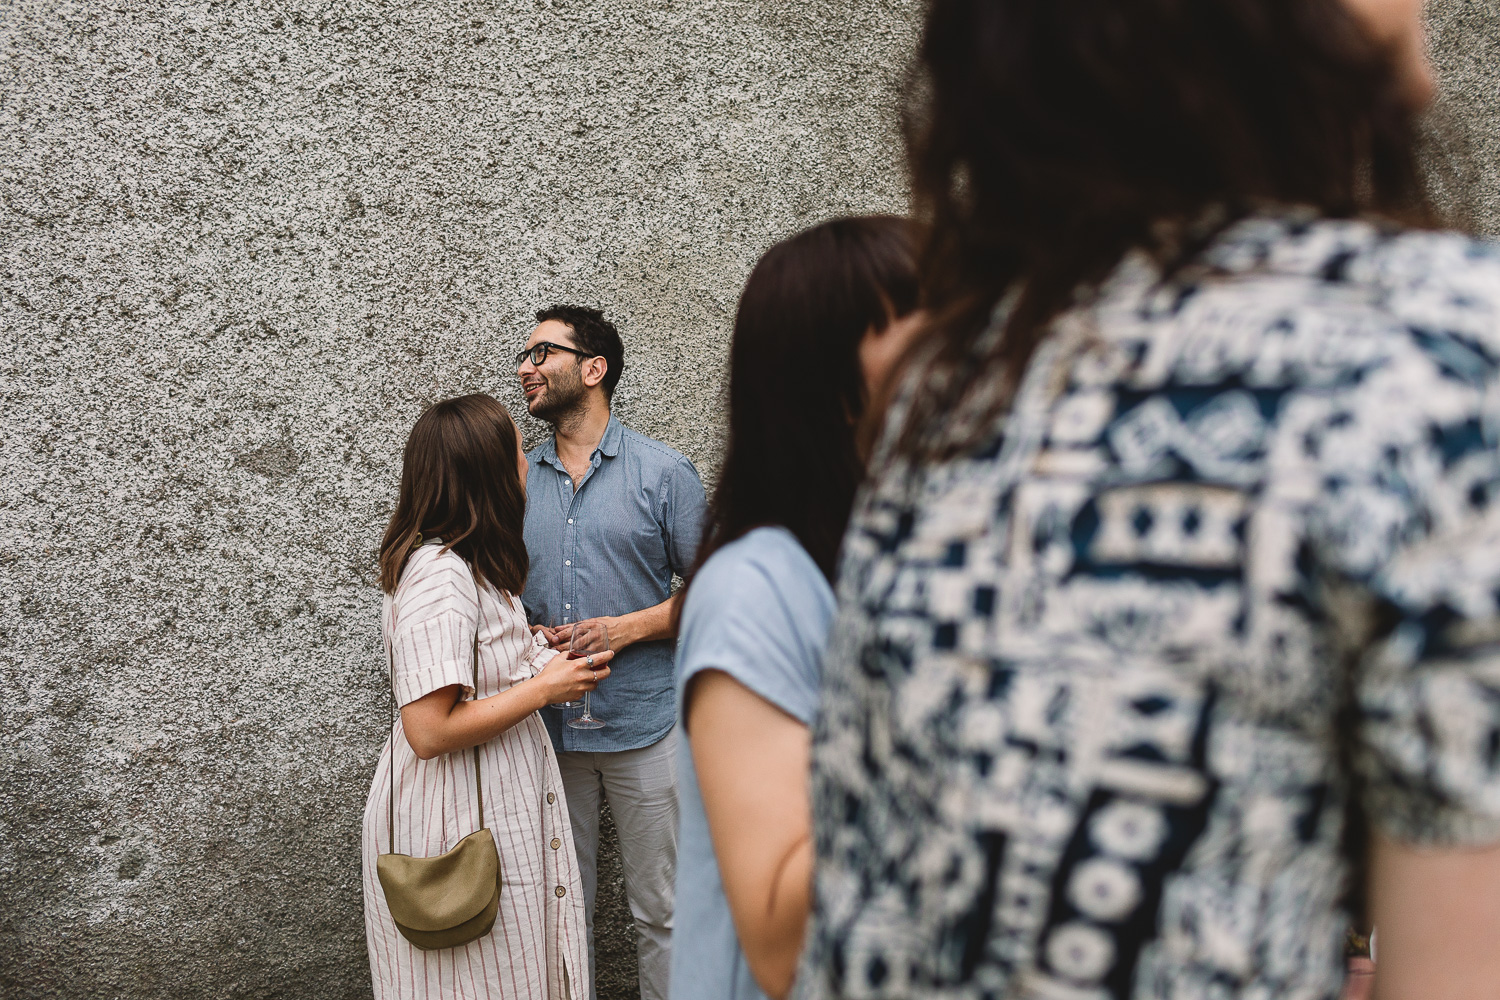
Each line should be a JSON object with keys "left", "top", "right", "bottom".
{"left": 670, "top": 216, "right": 920, "bottom": 1000}
{"left": 798, "top": 3, "right": 1500, "bottom": 1000}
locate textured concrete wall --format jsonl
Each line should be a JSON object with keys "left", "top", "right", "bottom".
{"left": 2, "top": 2, "right": 1498, "bottom": 999}
{"left": 0, "top": 2, "right": 919, "bottom": 997}
{"left": 1426, "top": 0, "right": 1500, "bottom": 234}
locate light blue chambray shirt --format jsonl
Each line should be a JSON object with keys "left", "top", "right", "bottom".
{"left": 522, "top": 414, "right": 707, "bottom": 752}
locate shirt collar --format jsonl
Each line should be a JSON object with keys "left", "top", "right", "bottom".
{"left": 539, "top": 413, "right": 623, "bottom": 470}
{"left": 597, "top": 414, "right": 623, "bottom": 458}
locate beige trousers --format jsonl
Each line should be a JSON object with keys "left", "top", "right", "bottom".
{"left": 556, "top": 729, "right": 678, "bottom": 1000}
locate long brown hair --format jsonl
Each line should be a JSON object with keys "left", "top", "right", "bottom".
{"left": 899, "top": 0, "right": 1431, "bottom": 460}
{"left": 378, "top": 394, "right": 530, "bottom": 595}
{"left": 688, "top": 215, "right": 920, "bottom": 589}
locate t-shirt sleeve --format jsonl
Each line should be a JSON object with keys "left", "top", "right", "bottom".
{"left": 388, "top": 548, "right": 481, "bottom": 708}
{"left": 675, "top": 531, "right": 834, "bottom": 727}
{"left": 1311, "top": 341, "right": 1500, "bottom": 846}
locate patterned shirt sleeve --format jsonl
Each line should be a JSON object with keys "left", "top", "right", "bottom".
{"left": 389, "top": 548, "right": 480, "bottom": 708}
{"left": 1309, "top": 314, "right": 1500, "bottom": 845}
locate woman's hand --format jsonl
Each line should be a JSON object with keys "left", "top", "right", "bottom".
{"left": 534, "top": 649, "right": 613, "bottom": 705}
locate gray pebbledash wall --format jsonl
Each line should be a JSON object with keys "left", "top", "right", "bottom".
{"left": 1, "top": 3, "right": 1497, "bottom": 998}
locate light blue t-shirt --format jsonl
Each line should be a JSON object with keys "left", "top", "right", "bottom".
{"left": 670, "top": 526, "right": 835, "bottom": 1000}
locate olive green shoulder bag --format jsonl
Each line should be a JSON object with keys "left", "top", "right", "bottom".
{"left": 376, "top": 572, "right": 502, "bottom": 950}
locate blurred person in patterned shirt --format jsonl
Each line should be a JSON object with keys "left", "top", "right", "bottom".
{"left": 796, "top": 3, "right": 1500, "bottom": 1000}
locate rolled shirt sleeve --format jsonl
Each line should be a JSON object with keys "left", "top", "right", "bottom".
{"left": 666, "top": 455, "right": 709, "bottom": 577}
{"left": 389, "top": 547, "right": 480, "bottom": 708}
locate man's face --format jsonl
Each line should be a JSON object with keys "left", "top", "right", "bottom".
{"left": 517, "top": 320, "right": 587, "bottom": 422}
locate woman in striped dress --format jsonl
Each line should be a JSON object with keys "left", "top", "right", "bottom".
{"left": 362, "top": 393, "right": 610, "bottom": 1000}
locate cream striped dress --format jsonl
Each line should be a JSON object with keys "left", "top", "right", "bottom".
{"left": 362, "top": 541, "right": 588, "bottom": 1000}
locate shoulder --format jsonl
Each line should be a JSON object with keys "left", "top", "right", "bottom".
{"left": 705, "top": 526, "right": 825, "bottom": 583}
{"left": 688, "top": 528, "right": 833, "bottom": 624}
{"left": 617, "top": 424, "right": 700, "bottom": 473}
{"left": 678, "top": 528, "right": 833, "bottom": 719}
{"left": 1314, "top": 223, "right": 1500, "bottom": 393}
{"left": 1355, "top": 226, "right": 1500, "bottom": 349}
{"left": 1158, "top": 215, "right": 1500, "bottom": 392}
{"left": 401, "top": 541, "right": 467, "bottom": 578}
{"left": 395, "top": 544, "right": 477, "bottom": 607}
{"left": 1230, "top": 215, "right": 1500, "bottom": 341}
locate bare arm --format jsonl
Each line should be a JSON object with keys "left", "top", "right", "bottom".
{"left": 1369, "top": 833, "right": 1500, "bottom": 1000}
{"left": 687, "top": 669, "right": 812, "bottom": 1000}
{"left": 607, "top": 593, "right": 682, "bottom": 649}
{"left": 401, "top": 650, "right": 613, "bottom": 760}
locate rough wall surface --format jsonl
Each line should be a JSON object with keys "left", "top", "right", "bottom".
{"left": 0, "top": 2, "right": 920, "bottom": 997}
{"left": 1426, "top": 0, "right": 1500, "bottom": 234}
{"left": 1, "top": 2, "right": 1497, "bottom": 999}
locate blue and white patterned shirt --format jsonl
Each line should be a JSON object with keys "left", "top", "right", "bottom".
{"left": 798, "top": 212, "right": 1500, "bottom": 1000}
{"left": 523, "top": 415, "right": 707, "bottom": 753}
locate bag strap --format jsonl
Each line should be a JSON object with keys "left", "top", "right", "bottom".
{"left": 386, "top": 552, "right": 486, "bottom": 854}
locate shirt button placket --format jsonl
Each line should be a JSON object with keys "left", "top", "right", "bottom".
{"left": 564, "top": 494, "right": 578, "bottom": 623}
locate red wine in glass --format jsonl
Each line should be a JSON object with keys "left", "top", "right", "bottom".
{"left": 567, "top": 621, "right": 608, "bottom": 730}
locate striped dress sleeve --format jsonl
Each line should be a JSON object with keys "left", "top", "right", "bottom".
{"left": 389, "top": 546, "right": 479, "bottom": 707}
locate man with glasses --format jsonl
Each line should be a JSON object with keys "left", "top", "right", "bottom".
{"left": 515, "top": 304, "right": 706, "bottom": 1000}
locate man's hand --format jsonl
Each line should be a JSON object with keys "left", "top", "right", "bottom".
{"left": 536, "top": 597, "right": 681, "bottom": 656}
{"left": 530, "top": 623, "right": 575, "bottom": 648}
{"left": 568, "top": 616, "right": 630, "bottom": 651}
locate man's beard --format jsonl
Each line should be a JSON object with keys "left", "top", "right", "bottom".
{"left": 528, "top": 365, "right": 587, "bottom": 424}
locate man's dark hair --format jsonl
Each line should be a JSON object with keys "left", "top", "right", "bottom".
{"left": 535, "top": 304, "right": 625, "bottom": 399}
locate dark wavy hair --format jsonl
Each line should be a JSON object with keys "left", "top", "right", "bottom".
{"left": 687, "top": 215, "right": 919, "bottom": 590}
{"left": 378, "top": 394, "right": 530, "bottom": 595}
{"left": 536, "top": 304, "right": 626, "bottom": 398}
{"left": 899, "top": 0, "right": 1430, "bottom": 459}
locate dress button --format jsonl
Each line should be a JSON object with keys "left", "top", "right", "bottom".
{"left": 547, "top": 792, "right": 556, "bottom": 804}
{"left": 555, "top": 886, "right": 567, "bottom": 898}
{"left": 551, "top": 838, "right": 561, "bottom": 850}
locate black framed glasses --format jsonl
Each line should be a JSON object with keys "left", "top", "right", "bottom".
{"left": 514, "top": 342, "right": 592, "bottom": 366}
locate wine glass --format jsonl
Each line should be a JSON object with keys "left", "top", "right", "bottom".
{"left": 548, "top": 617, "right": 578, "bottom": 709}
{"left": 566, "top": 621, "right": 608, "bottom": 730}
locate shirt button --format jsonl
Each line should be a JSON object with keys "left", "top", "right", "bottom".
{"left": 551, "top": 838, "right": 561, "bottom": 850}
{"left": 555, "top": 886, "right": 567, "bottom": 898}
{"left": 546, "top": 792, "right": 555, "bottom": 804}
{"left": 568, "top": 519, "right": 574, "bottom": 524}
{"left": 565, "top": 603, "right": 571, "bottom": 610}
{"left": 565, "top": 560, "right": 571, "bottom": 566}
